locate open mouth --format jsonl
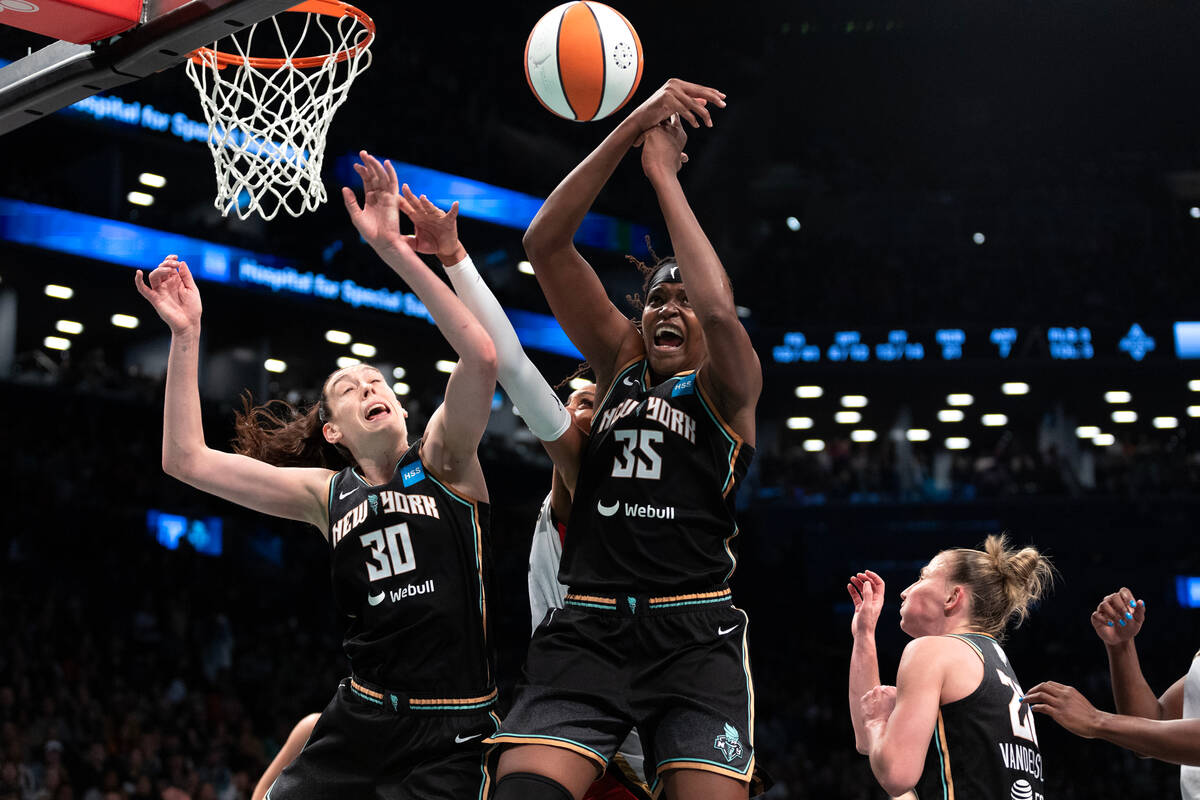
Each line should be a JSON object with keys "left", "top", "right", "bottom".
{"left": 653, "top": 324, "right": 684, "bottom": 350}
{"left": 365, "top": 403, "right": 390, "bottom": 422}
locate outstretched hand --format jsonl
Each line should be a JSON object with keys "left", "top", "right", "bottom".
{"left": 134, "top": 255, "right": 202, "bottom": 336}
{"left": 341, "top": 150, "right": 412, "bottom": 255}
{"left": 1091, "top": 587, "right": 1145, "bottom": 646}
{"left": 397, "top": 184, "right": 465, "bottom": 263}
{"left": 640, "top": 114, "right": 689, "bottom": 179}
{"left": 1025, "top": 681, "right": 1103, "bottom": 739}
{"left": 628, "top": 78, "right": 725, "bottom": 142}
{"left": 848, "top": 570, "right": 886, "bottom": 639}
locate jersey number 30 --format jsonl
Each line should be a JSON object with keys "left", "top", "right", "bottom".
{"left": 611, "top": 429, "right": 663, "bottom": 480}
{"left": 360, "top": 523, "right": 417, "bottom": 582}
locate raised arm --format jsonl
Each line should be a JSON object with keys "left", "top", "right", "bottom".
{"left": 848, "top": 571, "right": 887, "bottom": 754}
{"left": 1091, "top": 588, "right": 1184, "bottom": 720}
{"left": 861, "top": 638, "right": 949, "bottom": 797}
{"left": 341, "top": 152, "right": 497, "bottom": 500}
{"left": 640, "top": 115, "right": 761, "bottom": 443}
{"left": 523, "top": 79, "right": 726, "bottom": 386}
{"left": 1026, "top": 681, "right": 1200, "bottom": 765}
{"left": 135, "top": 257, "right": 332, "bottom": 530}
{"left": 392, "top": 184, "right": 587, "bottom": 485}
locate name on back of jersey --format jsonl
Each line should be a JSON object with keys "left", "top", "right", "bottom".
{"left": 597, "top": 395, "right": 696, "bottom": 444}
{"left": 332, "top": 491, "right": 441, "bottom": 545}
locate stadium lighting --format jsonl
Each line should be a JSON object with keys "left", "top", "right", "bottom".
{"left": 1190, "top": 406, "right": 1200, "bottom": 418}
{"left": 55, "top": 320, "right": 83, "bottom": 335}
{"left": 1153, "top": 416, "right": 1178, "bottom": 429}
{"left": 350, "top": 342, "right": 377, "bottom": 358}
{"left": 44, "top": 336, "right": 70, "bottom": 351}
{"left": 803, "top": 439, "right": 825, "bottom": 452}
{"left": 264, "top": 359, "right": 287, "bottom": 373}
{"left": 945, "top": 437, "right": 971, "bottom": 450}
{"left": 906, "top": 429, "right": 931, "bottom": 442}
{"left": 127, "top": 191, "right": 154, "bottom": 206}
{"left": 981, "top": 414, "right": 1008, "bottom": 427}
{"left": 1075, "top": 426, "right": 1100, "bottom": 439}
{"left": 735, "top": 306, "right": 752, "bottom": 318}
{"left": 44, "top": 284, "right": 73, "bottom": 299}
{"left": 787, "top": 417, "right": 814, "bottom": 430}
{"left": 946, "top": 393, "right": 974, "bottom": 407}
{"left": 336, "top": 356, "right": 361, "bottom": 368}
{"left": 851, "top": 430, "right": 877, "bottom": 443}
{"left": 568, "top": 377, "right": 591, "bottom": 391}
{"left": 794, "top": 385, "right": 824, "bottom": 399}
{"left": 1104, "top": 391, "right": 1132, "bottom": 404}
{"left": 835, "top": 411, "right": 862, "bottom": 424}
{"left": 972, "top": 232, "right": 985, "bottom": 245}
{"left": 1111, "top": 410, "right": 1137, "bottom": 423}
{"left": 111, "top": 314, "right": 139, "bottom": 329}
{"left": 325, "top": 330, "right": 352, "bottom": 345}
{"left": 393, "top": 366, "right": 407, "bottom": 379}
{"left": 435, "top": 360, "right": 457, "bottom": 373}
{"left": 1189, "top": 380, "right": 1200, "bottom": 392}
{"left": 1093, "top": 434, "right": 1116, "bottom": 446}
{"left": 517, "top": 260, "right": 535, "bottom": 275}
{"left": 840, "top": 395, "right": 868, "bottom": 408}
{"left": 138, "top": 172, "right": 167, "bottom": 188}
{"left": 1191, "top": 207, "right": 1200, "bottom": 219}
{"left": 786, "top": 216, "right": 802, "bottom": 232}
{"left": 393, "top": 382, "right": 410, "bottom": 396}
{"left": 938, "top": 409, "right": 965, "bottom": 423}
{"left": 1001, "top": 382, "right": 1029, "bottom": 395}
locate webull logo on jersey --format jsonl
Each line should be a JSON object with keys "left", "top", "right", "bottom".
{"left": 596, "top": 499, "right": 675, "bottom": 519}
{"left": 367, "top": 579, "right": 436, "bottom": 607}
{"left": 713, "top": 723, "right": 744, "bottom": 763}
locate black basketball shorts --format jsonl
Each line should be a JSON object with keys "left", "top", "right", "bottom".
{"left": 266, "top": 678, "right": 501, "bottom": 800}
{"left": 486, "top": 588, "right": 756, "bottom": 793}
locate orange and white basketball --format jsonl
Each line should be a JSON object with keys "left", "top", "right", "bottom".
{"left": 524, "top": 2, "right": 643, "bottom": 122}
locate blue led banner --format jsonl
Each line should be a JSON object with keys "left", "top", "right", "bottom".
{"left": 0, "top": 197, "right": 582, "bottom": 358}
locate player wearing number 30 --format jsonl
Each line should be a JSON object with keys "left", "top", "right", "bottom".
{"left": 847, "top": 535, "right": 1055, "bottom": 800}
{"left": 135, "top": 151, "right": 502, "bottom": 800}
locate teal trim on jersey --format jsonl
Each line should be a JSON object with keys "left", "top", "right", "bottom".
{"left": 326, "top": 474, "right": 337, "bottom": 537}
{"left": 565, "top": 599, "right": 616, "bottom": 610}
{"left": 412, "top": 698, "right": 496, "bottom": 711}
{"left": 736, "top": 607, "right": 755, "bottom": 752}
{"left": 487, "top": 733, "right": 609, "bottom": 766}
{"left": 424, "top": 471, "right": 489, "bottom": 681}
{"left": 652, "top": 756, "right": 751, "bottom": 775}
{"left": 693, "top": 378, "right": 743, "bottom": 582}
{"left": 475, "top": 712, "right": 502, "bottom": 800}
{"left": 351, "top": 685, "right": 383, "bottom": 705}
{"left": 595, "top": 359, "right": 646, "bottom": 416}
{"left": 933, "top": 723, "right": 949, "bottom": 800}
{"left": 647, "top": 596, "right": 730, "bottom": 609}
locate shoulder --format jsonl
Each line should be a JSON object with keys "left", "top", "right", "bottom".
{"left": 898, "top": 635, "right": 978, "bottom": 673}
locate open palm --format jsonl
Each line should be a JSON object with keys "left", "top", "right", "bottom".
{"left": 397, "top": 183, "right": 460, "bottom": 256}
{"left": 134, "top": 255, "right": 202, "bottom": 334}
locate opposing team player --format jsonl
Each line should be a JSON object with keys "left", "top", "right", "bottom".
{"left": 487, "top": 79, "right": 763, "bottom": 800}
{"left": 135, "top": 151, "right": 501, "bottom": 799}
{"left": 390, "top": 184, "right": 653, "bottom": 800}
{"left": 1024, "top": 587, "right": 1200, "bottom": 790}
{"left": 847, "top": 535, "right": 1054, "bottom": 799}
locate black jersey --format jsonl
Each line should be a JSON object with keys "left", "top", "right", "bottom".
{"left": 326, "top": 438, "right": 494, "bottom": 694}
{"left": 917, "top": 633, "right": 1045, "bottom": 800}
{"left": 560, "top": 358, "right": 754, "bottom": 594}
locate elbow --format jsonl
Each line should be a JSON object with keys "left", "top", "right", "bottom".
{"left": 872, "top": 757, "right": 919, "bottom": 797}
{"left": 470, "top": 339, "right": 499, "bottom": 381}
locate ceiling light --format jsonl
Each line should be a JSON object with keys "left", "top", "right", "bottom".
{"left": 1153, "top": 417, "right": 1178, "bottom": 429}
{"left": 336, "top": 356, "right": 361, "bottom": 368}
{"left": 794, "top": 385, "right": 823, "bottom": 399}
{"left": 841, "top": 395, "right": 868, "bottom": 408}
{"left": 1104, "top": 391, "right": 1132, "bottom": 404}
{"left": 138, "top": 172, "right": 167, "bottom": 188}
{"left": 946, "top": 437, "right": 970, "bottom": 450}
{"left": 350, "top": 342, "right": 376, "bottom": 358}
{"left": 392, "top": 366, "right": 406, "bottom": 379}
{"left": 55, "top": 320, "right": 83, "bottom": 335}
{"left": 803, "top": 439, "right": 825, "bottom": 452}
{"left": 1001, "top": 382, "right": 1029, "bottom": 395}
{"left": 393, "top": 382, "right": 410, "bottom": 396}
{"left": 851, "top": 430, "right": 877, "bottom": 442}
{"left": 44, "top": 284, "right": 73, "bottom": 299}
{"left": 906, "top": 429, "right": 931, "bottom": 442}
{"left": 786, "top": 216, "right": 801, "bottom": 232}
{"left": 264, "top": 359, "right": 286, "bottom": 373}
{"left": 127, "top": 191, "right": 154, "bottom": 206}
{"left": 44, "top": 336, "right": 70, "bottom": 351}
{"left": 1075, "top": 426, "right": 1100, "bottom": 438}
{"left": 435, "top": 360, "right": 457, "bottom": 373}
{"left": 938, "top": 409, "right": 964, "bottom": 423}
{"left": 787, "top": 416, "right": 814, "bottom": 430}
{"left": 1111, "top": 410, "right": 1137, "bottom": 423}
{"left": 981, "top": 414, "right": 1007, "bottom": 427}
{"left": 946, "top": 393, "right": 974, "bottom": 406}
{"left": 1093, "top": 434, "right": 1116, "bottom": 446}
{"left": 111, "top": 314, "right": 139, "bottom": 329}
{"left": 517, "top": 260, "right": 535, "bottom": 275}
{"left": 835, "top": 411, "right": 862, "bottom": 424}
{"left": 325, "top": 330, "right": 352, "bottom": 345}
{"left": 568, "top": 377, "right": 591, "bottom": 391}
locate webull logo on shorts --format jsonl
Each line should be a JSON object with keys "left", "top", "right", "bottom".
{"left": 713, "top": 722, "right": 744, "bottom": 763}
{"left": 596, "top": 499, "right": 675, "bottom": 519}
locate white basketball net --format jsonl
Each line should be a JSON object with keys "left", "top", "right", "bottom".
{"left": 184, "top": 8, "right": 373, "bottom": 221}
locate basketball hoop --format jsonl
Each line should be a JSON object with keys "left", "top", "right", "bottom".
{"left": 184, "top": 0, "right": 374, "bottom": 221}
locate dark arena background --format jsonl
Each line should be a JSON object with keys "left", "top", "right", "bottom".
{"left": 2, "top": 1, "right": 1200, "bottom": 798}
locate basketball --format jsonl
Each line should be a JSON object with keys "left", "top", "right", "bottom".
{"left": 524, "top": 1, "right": 643, "bottom": 122}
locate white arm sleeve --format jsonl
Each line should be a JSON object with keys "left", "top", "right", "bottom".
{"left": 443, "top": 255, "right": 572, "bottom": 441}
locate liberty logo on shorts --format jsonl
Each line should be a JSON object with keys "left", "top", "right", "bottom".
{"left": 389, "top": 693, "right": 400, "bottom": 712}
{"left": 627, "top": 597, "right": 637, "bottom": 613}
{"left": 713, "top": 722, "right": 744, "bottom": 763}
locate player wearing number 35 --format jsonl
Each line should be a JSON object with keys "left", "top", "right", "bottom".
{"left": 847, "top": 535, "right": 1055, "bottom": 800}
{"left": 486, "top": 79, "right": 763, "bottom": 800}
{"left": 135, "top": 151, "right": 504, "bottom": 800}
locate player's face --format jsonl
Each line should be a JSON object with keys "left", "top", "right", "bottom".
{"left": 565, "top": 383, "right": 596, "bottom": 434}
{"left": 322, "top": 365, "right": 408, "bottom": 450}
{"left": 898, "top": 554, "right": 955, "bottom": 637}
{"left": 642, "top": 280, "right": 704, "bottom": 376}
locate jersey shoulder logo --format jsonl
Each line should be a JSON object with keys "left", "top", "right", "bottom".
{"left": 713, "top": 722, "right": 744, "bottom": 763}
{"left": 401, "top": 461, "right": 426, "bottom": 487}
{"left": 671, "top": 374, "right": 696, "bottom": 397}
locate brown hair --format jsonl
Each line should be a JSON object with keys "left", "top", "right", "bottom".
{"left": 231, "top": 390, "right": 353, "bottom": 470}
{"left": 944, "top": 534, "right": 1055, "bottom": 641}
